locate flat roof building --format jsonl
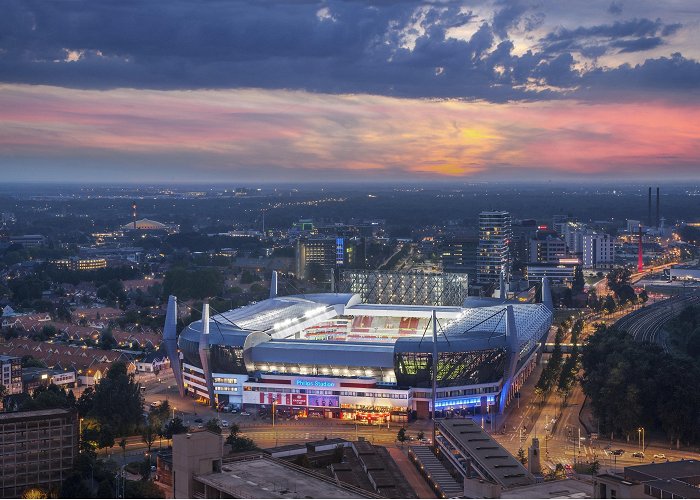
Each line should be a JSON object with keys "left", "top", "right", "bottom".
{"left": 0, "top": 408, "right": 79, "bottom": 498}
{"left": 172, "top": 431, "right": 378, "bottom": 499}
{"left": 594, "top": 459, "right": 700, "bottom": 499}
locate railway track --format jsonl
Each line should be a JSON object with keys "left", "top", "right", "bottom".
{"left": 614, "top": 293, "right": 700, "bottom": 351}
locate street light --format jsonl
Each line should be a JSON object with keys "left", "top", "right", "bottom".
{"left": 79, "top": 418, "right": 84, "bottom": 452}
{"left": 638, "top": 427, "right": 645, "bottom": 453}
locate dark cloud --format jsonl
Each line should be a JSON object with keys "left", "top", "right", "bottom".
{"left": 540, "top": 17, "right": 681, "bottom": 60}
{"left": 608, "top": 1, "right": 623, "bottom": 15}
{"left": 0, "top": 0, "right": 696, "bottom": 102}
{"left": 612, "top": 36, "right": 663, "bottom": 53}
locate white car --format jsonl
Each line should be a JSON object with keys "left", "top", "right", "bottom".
{"left": 221, "top": 420, "right": 229, "bottom": 427}
{"left": 150, "top": 401, "right": 160, "bottom": 407}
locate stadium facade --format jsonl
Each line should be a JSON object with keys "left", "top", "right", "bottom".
{"left": 164, "top": 273, "right": 553, "bottom": 422}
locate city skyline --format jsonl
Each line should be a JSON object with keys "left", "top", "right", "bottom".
{"left": 1, "top": 0, "right": 699, "bottom": 183}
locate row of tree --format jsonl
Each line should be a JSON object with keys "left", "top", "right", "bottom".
{"left": 581, "top": 326, "right": 700, "bottom": 448}
{"left": 534, "top": 319, "right": 584, "bottom": 403}
{"left": 666, "top": 305, "right": 700, "bottom": 362}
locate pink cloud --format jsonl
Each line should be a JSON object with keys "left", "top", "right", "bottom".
{"left": 0, "top": 84, "right": 698, "bottom": 180}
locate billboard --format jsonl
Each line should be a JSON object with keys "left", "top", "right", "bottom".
{"left": 253, "top": 391, "right": 338, "bottom": 408}
{"left": 308, "top": 395, "right": 339, "bottom": 408}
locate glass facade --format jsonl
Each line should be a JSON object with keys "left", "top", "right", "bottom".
{"left": 394, "top": 348, "right": 506, "bottom": 388}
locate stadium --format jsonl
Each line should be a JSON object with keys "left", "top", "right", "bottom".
{"left": 164, "top": 274, "right": 553, "bottom": 423}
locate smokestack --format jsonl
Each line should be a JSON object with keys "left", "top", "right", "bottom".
{"left": 656, "top": 187, "right": 660, "bottom": 228}
{"left": 648, "top": 187, "right": 652, "bottom": 227}
{"left": 637, "top": 224, "right": 644, "bottom": 273}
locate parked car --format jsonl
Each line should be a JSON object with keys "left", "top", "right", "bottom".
{"left": 632, "top": 452, "right": 645, "bottom": 458}
{"left": 194, "top": 417, "right": 203, "bottom": 423}
{"left": 221, "top": 420, "right": 229, "bottom": 427}
{"left": 611, "top": 449, "right": 625, "bottom": 456}
{"left": 240, "top": 411, "right": 251, "bottom": 416}
{"left": 653, "top": 454, "right": 666, "bottom": 460}
{"left": 150, "top": 401, "right": 160, "bottom": 407}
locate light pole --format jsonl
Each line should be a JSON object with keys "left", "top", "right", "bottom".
{"left": 638, "top": 427, "right": 645, "bottom": 453}
{"left": 272, "top": 399, "right": 278, "bottom": 447}
{"left": 79, "top": 418, "right": 84, "bottom": 452}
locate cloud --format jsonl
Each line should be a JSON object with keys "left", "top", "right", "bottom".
{"left": 1, "top": 84, "right": 699, "bottom": 182}
{"left": 0, "top": 0, "right": 696, "bottom": 102}
{"left": 608, "top": 1, "right": 623, "bottom": 15}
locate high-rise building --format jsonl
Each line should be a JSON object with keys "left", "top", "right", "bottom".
{"left": 0, "top": 355, "right": 22, "bottom": 396}
{"left": 440, "top": 237, "right": 477, "bottom": 274}
{"left": 296, "top": 237, "right": 363, "bottom": 280}
{"left": 529, "top": 233, "right": 568, "bottom": 264}
{"left": 0, "top": 408, "right": 79, "bottom": 498}
{"left": 582, "top": 233, "right": 615, "bottom": 269}
{"left": 477, "top": 211, "right": 512, "bottom": 284}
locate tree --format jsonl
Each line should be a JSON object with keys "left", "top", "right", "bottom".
{"left": 119, "top": 438, "right": 127, "bottom": 463}
{"left": 417, "top": 431, "right": 425, "bottom": 441}
{"left": 517, "top": 447, "right": 527, "bottom": 466}
{"left": 638, "top": 289, "right": 649, "bottom": 304}
{"left": 98, "top": 328, "right": 117, "bottom": 350}
{"left": 588, "top": 459, "right": 601, "bottom": 475}
{"left": 396, "top": 427, "right": 407, "bottom": 443}
{"left": 572, "top": 266, "right": 585, "bottom": 295}
{"left": 163, "top": 417, "right": 187, "bottom": 439}
{"left": 59, "top": 472, "right": 92, "bottom": 498}
{"left": 90, "top": 362, "right": 143, "bottom": 436}
{"left": 124, "top": 480, "right": 165, "bottom": 499}
{"left": 225, "top": 424, "right": 257, "bottom": 453}
{"left": 205, "top": 418, "right": 222, "bottom": 434}
{"left": 604, "top": 294, "right": 617, "bottom": 314}
{"left": 141, "top": 425, "right": 157, "bottom": 453}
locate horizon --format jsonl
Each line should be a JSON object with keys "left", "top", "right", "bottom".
{"left": 1, "top": 1, "right": 700, "bottom": 182}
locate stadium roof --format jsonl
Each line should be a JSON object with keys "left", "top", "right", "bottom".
{"left": 179, "top": 292, "right": 552, "bottom": 357}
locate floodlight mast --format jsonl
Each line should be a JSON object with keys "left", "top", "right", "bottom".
{"left": 432, "top": 309, "right": 438, "bottom": 447}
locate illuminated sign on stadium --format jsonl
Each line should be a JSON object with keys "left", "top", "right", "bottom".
{"left": 295, "top": 379, "right": 336, "bottom": 387}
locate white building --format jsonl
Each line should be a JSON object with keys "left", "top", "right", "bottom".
{"left": 477, "top": 211, "right": 512, "bottom": 284}
{"left": 582, "top": 233, "right": 615, "bottom": 269}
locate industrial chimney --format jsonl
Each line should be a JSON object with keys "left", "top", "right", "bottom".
{"left": 656, "top": 187, "right": 660, "bottom": 228}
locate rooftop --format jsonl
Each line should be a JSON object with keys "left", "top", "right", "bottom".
{"left": 501, "top": 478, "right": 592, "bottom": 498}
{"left": 437, "top": 418, "right": 536, "bottom": 489}
{"left": 195, "top": 455, "right": 378, "bottom": 499}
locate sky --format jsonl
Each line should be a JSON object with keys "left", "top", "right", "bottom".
{"left": 1, "top": 0, "right": 699, "bottom": 183}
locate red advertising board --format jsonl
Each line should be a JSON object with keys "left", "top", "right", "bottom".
{"left": 291, "top": 394, "right": 308, "bottom": 406}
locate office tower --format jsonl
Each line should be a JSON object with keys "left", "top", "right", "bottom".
{"left": 296, "top": 237, "right": 362, "bottom": 280}
{"left": 477, "top": 211, "right": 512, "bottom": 284}
{"left": 0, "top": 355, "right": 22, "bottom": 396}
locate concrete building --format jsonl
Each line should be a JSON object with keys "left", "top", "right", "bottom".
{"left": 0, "top": 408, "right": 79, "bottom": 498}
{"left": 0, "top": 355, "right": 22, "bottom": 396}
{"left": 477, "top": 211, "right": 512, "bottom": 284}
{"left": 594, "top": 459, "right": 700, "bottom": 499}
{"left": 172, "top": 431, "right": 376, "bottom": 499}
{"left": 526, "top": 262, "right": 578, "bottom": 284}
{"left": 339, "top": 270, "right": 469, "bottom": 306}
{"left": 9, "top": 235, "right": 45, "bottom": 248}
{"left": 296, "top": 237, "right": 363, "bottom": 280}
{"left": 441, "top": 237, "right": 478, "bottom": 274}
{"left": 21, "top": 367, "right": 76, "bottom": 393}
{"left": 583, "top": 233, "right": 615, "bottom": 269}
{"left": 530, "top": 234, "right": 568, "bottom": 264}
{"left": 50, "top": 257, "right": 107, "bottom": 271}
